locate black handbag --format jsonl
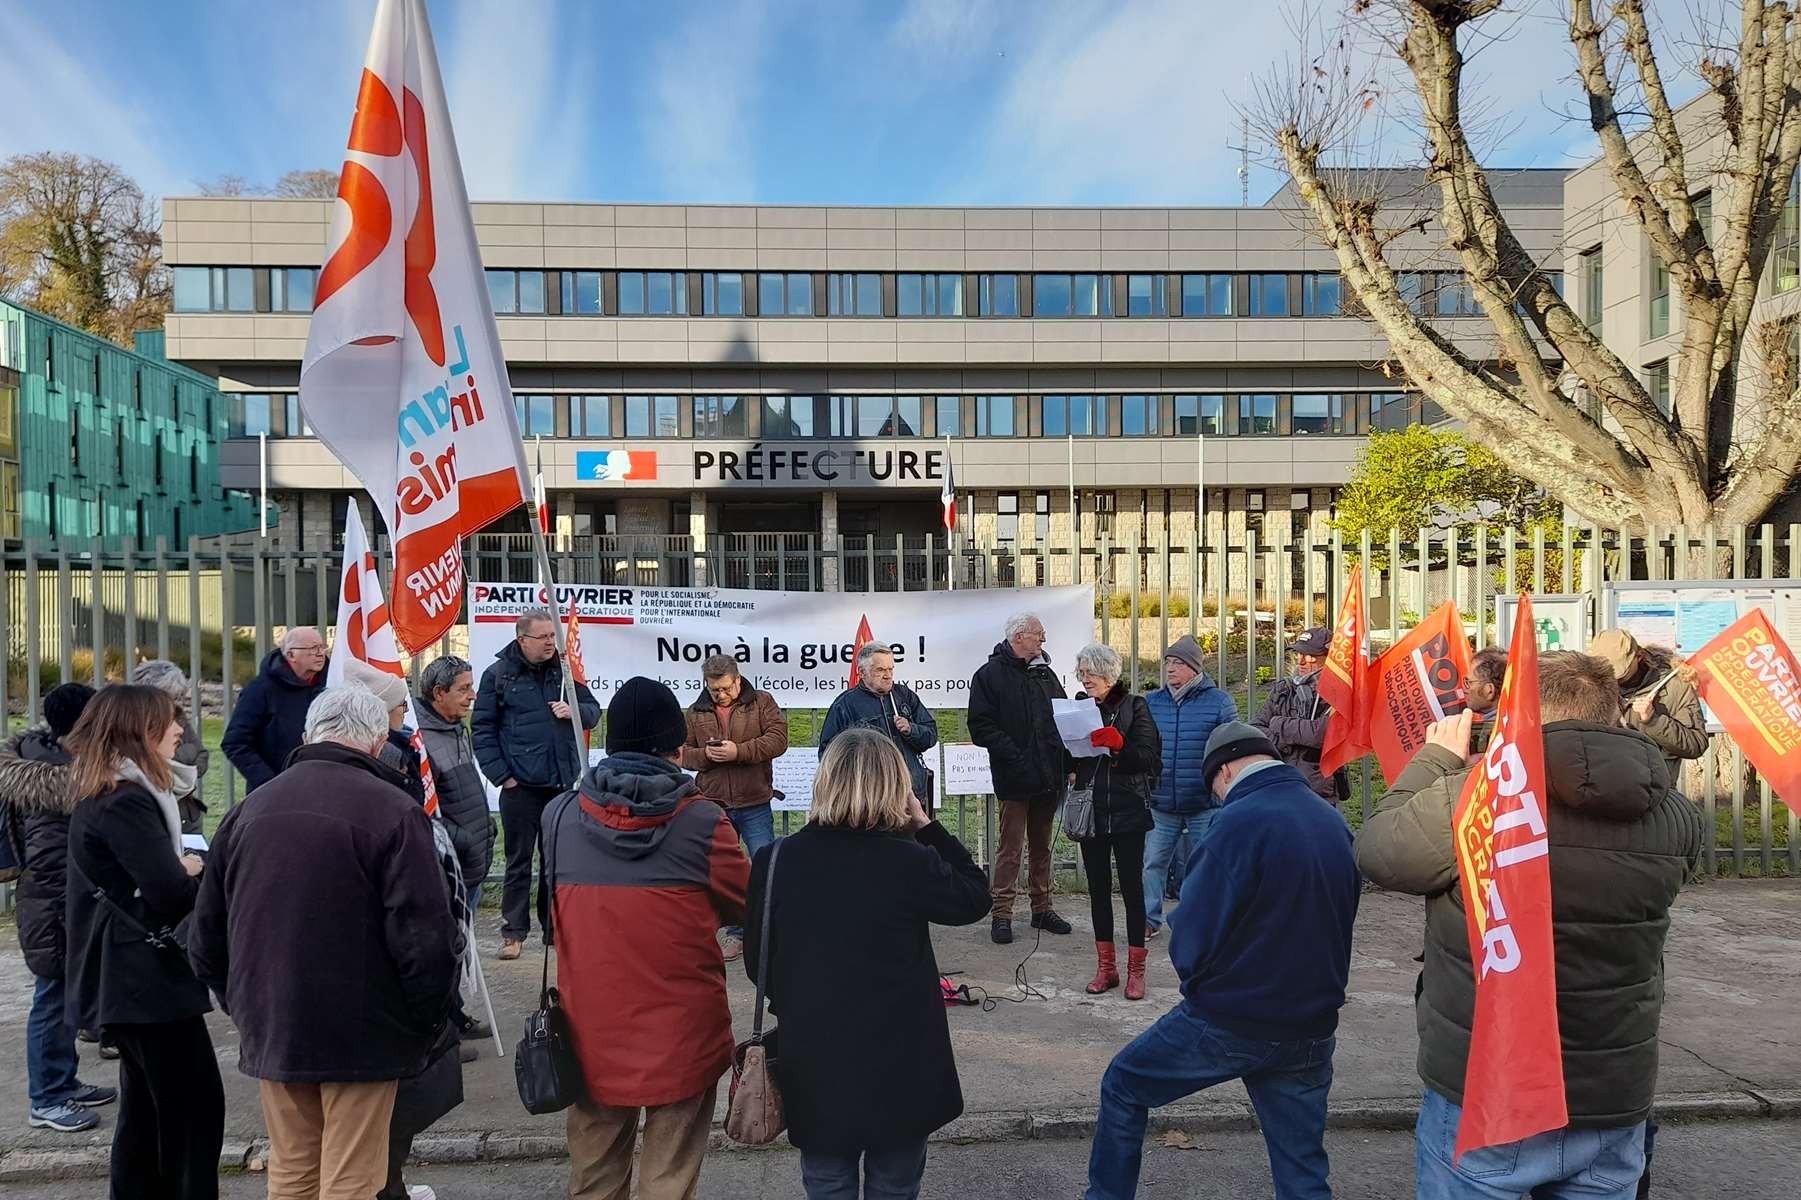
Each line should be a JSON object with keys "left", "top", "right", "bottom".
{"left": 514, "top": 797, "right": 585, "bottom": 1115}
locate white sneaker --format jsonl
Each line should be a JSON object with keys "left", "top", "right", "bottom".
{"left": 407, "top": 1186, "right": 437, "bottom": 1200}
{"left": 720, "top": 932, "right": 744, "bottom": 961}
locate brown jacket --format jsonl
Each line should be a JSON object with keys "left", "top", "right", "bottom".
{"left": 1619, "top": 646, "right": 1708, "bottom": 788}
{"left": 679, "top": 681, "right": 791, "bottom": 809}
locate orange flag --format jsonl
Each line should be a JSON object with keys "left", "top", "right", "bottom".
{"left": 1320, "top": 567, "right": 1372, "bottom": 776}
{"left": 1451, "top": 594, "right": 1566, "bottom": 1159}
{"left": 1688, "top": 609, "right": 1801, "bottom": 816}
{"left": 565, "top": 605, "right": 589, "bottom": 750}
{"left": 846, "top": 614, "right": 875, "bottom": 688}
{"left": 1368, "top": 602, "right": 1472, "bottom": 784}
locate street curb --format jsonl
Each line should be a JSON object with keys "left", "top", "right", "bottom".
{"left": 1, "top": 1090, "right": 1790, "bottom": 1182}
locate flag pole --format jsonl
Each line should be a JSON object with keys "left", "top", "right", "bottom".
{"left": 945, "top": 432, "right": 955, "bottom": 592}
{"left": 527, "top": 494, "right": 589, "bottom": 760}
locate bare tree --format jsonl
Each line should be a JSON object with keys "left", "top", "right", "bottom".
{"left": 272, "top": 168, "right": 339, "bottom": 199}
{"left": 0, "top": 152, "right": 169, "bottom": 345}
{"left": 1258, "top": 0, "right": 1801, "bottom": 532}
{"left": 196, "top": 173, "right": 258, "bottom": 197}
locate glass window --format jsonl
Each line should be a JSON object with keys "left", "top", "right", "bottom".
{"left": 997, "top": 493, "right": 1018, "bottom": 545}
{"left": 975, "top": 395, "right": 1014, "bottom": 436}
{"left": 1034, "top": 274, "right": 1109, "bottom": 317}
{"left": 935, "top": 395, "right": 961, "bottom": 436}
{"left": 1035, "top": 492, "right": 1050, "bottom": 543}
{"left": 1301, "top": 273, "right": 1340, "bottom": 316}
{"left": 828, "top": 273, "right": 881, "bottom": 316}
{"left": 572, "top": 394, "right": 609, "bottom": 436}
{"left": 1126, "top": 274, "right": 1166, "bottom": 317}
{"left": 1173, "top": 394, "right": 1223, "bottom": 435}
{"left": 853, "top": 396, "right": 891, "bottom": 437}
{"left": 517, "top": 271, "right": 545, "bottom": 314}
{"left": 760, "top": 395, "right": 815, "bottom": 438}
{"left": 1042, "top": 395, "right": 1098, "bottom": 437}
{"left": 898, "top": 273, "right": 963, "bottom": 316}
{"left": 283, "top": 394, "right": 308, "bottom": 437}
{"left": 1237, "top": 394, "right": 1277, "bottom": 435}
{"left": 173, "top": 267, "right": 210, "bottom": 313}
{"left": 1397, "top": 273, "right": 1427, "bottom": 314}
{"left": 978, "top": 274, "right": 1019, "bottom": 317}
{"left": 1369, "top": 392, "right": 1414, "bottom": 431}
{"left": 1180, "top": 273, "right": 1233, "bottom": 316}
{"left": 1581, "top": 246, "right": 1603, "bottom": 330}
{"left": 892, "top": 395, "right": 922, "bottom": 436}
{"left": 693, "top": 395, "right": 747, "bottom": 437}
{"left": 1291, "top": 393, "right": 1345, "bottom": 435}
{"left": 221, "top": 267, "right": 252, "bottom": 312}
{"left": 1648, "top": 256, "right": 1670, "bottom": 338}
{"left": 514, "top": 394, "right": 555, "bottom": 437}
{"left": 562, "top": 270, "right": 602, "bottom": 314}
{"left": 1775, "top": 178, "right": 1799, "bottom": 293}
{"left": 625, "top": 394, "right": 680, "bottom": 437}
{"left": 620, "top": 272, "right": 686, "bottom": 316}
{"left": 487, "top": 269, "right": 518, "bottom": 314}
{"left": 1121, "top": 394, "right": 1155, "bottom": 436}
{"left": 759, "top": 272, "right": 814, "bottom": 316}
{"left": 1247, "top": 274, "right": 1289, "bottom": 316}
{"left": 701, "top": 272, "right": 745, "bottom": 316}
{"left": 273, "top": 267, "right": 315, "bottom": 312}
{"left": 232, "top": 393, "right": 273, "bottom": 438}
{"left": 1436, "top": 275, "right": 1482, "bottom": 317}
{"left": 1692, "top": 191, "right": 1712, "bottom": 247}
{"left": 1647, "top": 361, "right": 1671, "bottom": 416}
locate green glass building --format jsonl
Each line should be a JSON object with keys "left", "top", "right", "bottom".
{"left": 0, "top": 299, "right": 262, "bottom": 548}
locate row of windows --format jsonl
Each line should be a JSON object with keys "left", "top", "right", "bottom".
{"left": 177, "top": 264, "right": 1554, "bottom": 321}
{"left": 240, "top": 390, "right": 1441, "bottom": 441}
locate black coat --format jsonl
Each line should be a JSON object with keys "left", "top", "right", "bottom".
{"left": 189, "top": 742, "right": 460, "bottom": 1083}
{"left": 65, "top": 777, "right": 211, "bottom": 1030}
{"left": 966, "top": 642, "right": 1070, "bottom": 804}
{"left": 0, "top": 730, "right": 78, "bottom": 979}
{"left": 1251, "top": 670, "right": 1348, "bottom": 805}
{"left": 471, "top": 642, "right": 600, "bottom": 790}
{"left": 1073, "top": 685, "right": 1160, "bottom": 837}
{"left": 744, "top": 821, "right": 990, "bottom": 1154}
{"left": 414, "top": 702, "right": 496, "bottom": 891}
{"left": 221, "top": 649, "right": 328, "bottom": 791}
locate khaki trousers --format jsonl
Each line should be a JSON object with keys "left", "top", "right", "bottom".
{"left": 991, "top": 798, "right": 1057, "bottom": 919}
{"left": 566, "top": 1084, "right": 717, "bottom": 1200}
{"left": 260, "top": 1079, "right": 400, "bottom": 1200}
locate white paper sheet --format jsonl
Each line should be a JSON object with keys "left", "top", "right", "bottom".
{"left": 1054, "top": 697, "right": 1106, "bottom": 758}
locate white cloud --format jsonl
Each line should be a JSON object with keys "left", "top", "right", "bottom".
{"left": 890, "top": 0, "right": 1003, "bottom": 60}
{"left": 641, "top": 0, "right": 771, "bottom": 202}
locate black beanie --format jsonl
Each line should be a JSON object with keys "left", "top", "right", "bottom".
{"left": 1201, "top": 720, "right": 1278, "bottom": 790}
{"left": 605, "top": 676, "right": 688, "bottom": 756}
{"left": 44, "top": 682, "right": 97, "bottom": 740}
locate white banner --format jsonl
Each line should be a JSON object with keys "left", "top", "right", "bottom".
{"left": 467, "top": 582, "right": 1094, "bottom": 709}
{"left": 941, "top": 743, "right": 996, "bottom": 797}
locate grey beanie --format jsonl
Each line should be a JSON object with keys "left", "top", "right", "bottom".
{"left": 1201, "top": 721, "right": 1278, "bottom": 788}
{"left": 1163, "top": 635, "right": 1206, "bottom": 676}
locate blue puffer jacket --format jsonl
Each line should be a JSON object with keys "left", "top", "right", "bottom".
{"left": 1145, "top": 674, "right": 1240, "bottom": 814}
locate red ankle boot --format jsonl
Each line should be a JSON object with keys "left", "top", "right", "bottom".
{"left": 1086, "top": 941, "right": 1119, "bottom": 994}
{"left": 1125, "top": 946, "right": 1148, "bottom": 1000}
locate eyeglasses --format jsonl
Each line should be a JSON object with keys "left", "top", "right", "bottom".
{"left": 521, "top": 632, "right": 557, "bottom": 643}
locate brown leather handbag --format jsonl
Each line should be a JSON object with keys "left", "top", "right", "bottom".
{"left": 725, "top": 840, "right": 786, "bottom": 1144}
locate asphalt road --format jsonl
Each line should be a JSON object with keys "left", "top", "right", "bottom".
{"left": 9, "top": 1120, "right": 1789, "bottom": 1198}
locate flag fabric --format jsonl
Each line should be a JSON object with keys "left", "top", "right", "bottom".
{"left": 300, "top": 0, "right": 530, "bottom": 654}
{"left": 326, "top": 504, "right": 440, "bottom": 815}
{"left": 1688, "top": 608, "right": 1801, "bottom": 815}
{"left": 847, "top": 615, "right": 876, "bottom": 688}
{"left": 564, "top": 605, "right": 590, "bottom": 750}
{"left": 533, "top": 471, "right": 549, "bottom": 536}
{"left": 1319, "top": 566, "right": 1373, "bottom": 776}
{"left": 1367, "top": 602, "right": 1473, "bottom": 784}
{"left": 941, "top": 459, "right": 956, "bottom": 532}
{"left": 1450, "top": 594, "right": 1565, "bottom": 1159}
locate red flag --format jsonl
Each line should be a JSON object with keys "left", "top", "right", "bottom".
{"left": 565, "top": 605, "right": 589, "bottom": 751}
{"left": 941, "top": 459, "right": 956, "bottom": 532}
{"left": 1320, "top": 567, "right": 1373, "bottom": 775}
{"left": 1451, "top": 594, "right": 1565, "bottom": 1158}
{"left": 847, "top": 615, "right": 875, "bottom": 688}
{"left": 1367, "top": 602, "right": 1472, "bottom": 784}
{"left": 1689, "top": 609, "right": 1801, "bottom": 815}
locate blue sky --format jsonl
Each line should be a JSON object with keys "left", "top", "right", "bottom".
{"left": 4, "top": 0, "right": 1647, "bottom": 210}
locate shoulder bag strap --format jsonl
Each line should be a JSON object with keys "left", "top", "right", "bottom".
{"left": 750, "top": 838, "right": 781, "bottom": 1041}
{"left": 539, "top": 794, "right": 571, "bottom": 1005}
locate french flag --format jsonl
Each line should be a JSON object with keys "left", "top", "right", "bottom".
{"left": 533, "top": 471, "right": 549, "bottom": 536}
{"left": 941, "top": 457, "right": 956, "bottom": 532}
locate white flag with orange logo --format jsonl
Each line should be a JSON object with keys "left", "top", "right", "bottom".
{"left": 302, "top": 0, "right": 529, "bottom": 653}
{"left": 326, "top": 503, "right": 440, "bottom": 815}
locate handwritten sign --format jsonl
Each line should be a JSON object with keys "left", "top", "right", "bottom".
{"left": 941, "top": 743, "right": 995, "bottom": 797}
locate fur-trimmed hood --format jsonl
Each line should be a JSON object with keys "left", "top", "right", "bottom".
{"left": 0, "top": 728, "right": 78, "bottom": 817}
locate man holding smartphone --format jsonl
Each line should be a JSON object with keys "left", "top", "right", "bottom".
{"left": 820, "top": 642, "right": 940, "bottom": 802}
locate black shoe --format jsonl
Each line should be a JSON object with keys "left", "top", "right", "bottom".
{"left": 458, "top": 1042, "right": 479, "bottom": 1063}
{"left": 991, "top": 918, "right": 1013, "bottom": 945}
{"left": 98, "top": 1040, "right": 121, "bottom": 1061}
{"left": 457, "top": 1015, "right": 493, "bottom": 1041}
{"left": 1031, "top": 910, "right": 1073, "bottom": 935}
{"left": 76, "top": 1028, "right": 100, "bottom": 1044}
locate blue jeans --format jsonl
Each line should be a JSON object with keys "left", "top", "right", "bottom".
{"left": 1087, "top": 1004, "right": 1334, "bottom": 1200}
{"left": 1143, "top": 808, "right": 1217, "bottom": 931}
{"left": 725, "top": 802, "right": 775, "bottom": 938}
{"left": 27, "top": 974, "right": 79, "bottom": 1109}
{"left": 799, "top": 1139, "right": 928, "bottom": 1199}
{"left": 1417, "top": 1089, "right": 1646, "bottom": 1199}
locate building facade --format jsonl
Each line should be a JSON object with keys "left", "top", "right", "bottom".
{"left": 160, "top": 181, "right": 1569, "bottom": 583}
{"left": 0, "top": 299, "right": 261, "bottom": 548}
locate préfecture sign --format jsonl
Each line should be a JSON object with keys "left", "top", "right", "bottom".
{"left": 301, "top": 0, "right": 529, "bottom": 653}
{"left": 1689, "top": 609, "right": 1801, "bottom": 815}
{"left": 1319, "top": 566, "right": 1372, "bottom": 776}
{"left": 1451, "top": 594, "right": 1564, "bottom": 1159}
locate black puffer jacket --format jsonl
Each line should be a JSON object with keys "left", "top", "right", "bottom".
{"left": 1073, "top": 684, "right": 1160, "bottom": 837}
{"left": 1357, "top": 722, "right": 1704, "bottom": 1127}
{"left": 222, "top": 649, "right": 328, "bottom": 791}
{"left": 966, "top": 642, "right": 1070, "bottom": 805}
{"left": 471, "top": 642, "right": 600, "bottom": 791}
{"left": 0, "top": 729, "right": 79, "bottom": 979}
{"left": 414, "top": 702, "right": 496, "bottom": 892}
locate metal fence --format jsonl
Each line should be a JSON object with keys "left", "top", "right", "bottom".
{"left": 3, "top": 520, "right": 1797, "bottom": 879}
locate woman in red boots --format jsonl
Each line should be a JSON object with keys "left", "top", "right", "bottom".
{"left": 1073, "top": 644, "right": 1162, "bottom": 1000}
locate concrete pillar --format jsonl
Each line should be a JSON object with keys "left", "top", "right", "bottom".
{"left": 1049, "top": 488, "right": 1076, "bottom": 585}
{"left": 553, "top": 491, "right": 577, "bottom": 551}
{"left": 821, "top": 491, "right": 840, "bottom": 592}
{"left": 1225, "top": 489, "right": 1249, "bottom": 598}
{"left": 1168, "top": 488, "right": 1198, "bottom": 594}
{"left": 689, "top": 490, "right": 709, "bottom": 587}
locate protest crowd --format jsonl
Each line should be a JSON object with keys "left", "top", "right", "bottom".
{"left": 2, "top": 578, "right": 1749, "bottom": 1200}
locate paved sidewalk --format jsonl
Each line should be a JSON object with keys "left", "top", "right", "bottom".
{"left": 3, "top": 878, "right": 1798, "bottom": 1180}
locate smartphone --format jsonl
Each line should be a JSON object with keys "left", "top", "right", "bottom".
{"left": 706, "top": 738, "right": 724, "bottom": 747}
